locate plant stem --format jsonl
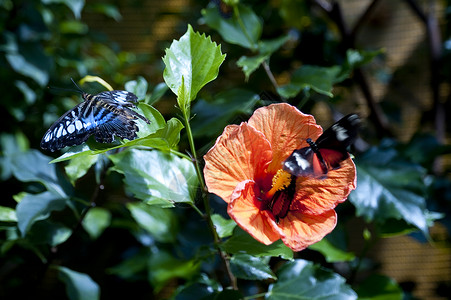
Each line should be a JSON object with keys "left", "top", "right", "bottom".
{"left": 182, "top": 109, "right": 238, "bottom": 290}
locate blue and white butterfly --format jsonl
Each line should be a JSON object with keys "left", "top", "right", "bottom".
{"left": 41, "top": 86, "right": 150, "bottom": 152}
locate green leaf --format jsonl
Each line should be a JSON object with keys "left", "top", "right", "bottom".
{"left": 16, "top": 191, "right": 68, "bottom": 236}
{"left": 125, "top": 76, "right": 148, "bottom": 100}
{"left": 110, "top": 149, "right": 198, "bottom": 207}
{"left": 42, "top": 0, "right": 85, "bottom": 19}
{"left": 267, "top": 259, "right": 357, "bottom": 300}
{"left": 336, "top": 49, "right": 382, "bottom": 82}
{"left": 277, "top": 65, "right": 341, "bottom": 98}
{"left": 202, "top": 4, "right": 262, "bottom": 50}
{"left": 230, "top": 253, "right": 276, "bottom": 280}
{"left": 65, "top": 154, "right": 98, "bottom": 185}
{"left": 236, "top": 36, "right": 289, "bottom": 80}
{"left": 107, "top": 248, "right": 149, "bottom": 280}
{"left": 56, "top": 266, "right": 100, "bottom": 300}
{"left": 355, "top": 274, "right": 403, "bottom": 300}
{"left": 309, "top": 238, "right": 355, "bottom": 263}
{"left": 237, "top": 54, "right": 269, "bottom": 81}
{"left": 89, "top": 3, "right": 122, "bottom": 21}
{"left": 127, "top": 202, "right": 177, "bottom": 243}
{"left": 258, "top": 35, "right": 290, "bottom": 55}
{"left": 6, "top": 53, "right": 49, "bottom": 87}
{"left": 162, "top": 24, "right": 226, "bottom": 107}
{"left": 349, "top": 145, "right": 430, "bottom": 236}
{"left": 211, "top": 214, "right": 236, "bottom": 238}
{"left": 148, "top": 82, "right": 169, "bottom": 104}
{"left": 82, "top": 207, "right": 112, "bottom": 239}
{"left": 220, "top": 228, "right": 293, "bottom": 260}
{"left": 60, "top": 20, "right": 88, "bottom": 34}
{"left": 148, "top": 251, "right": 200, "bottom": 292}
{"left": 0, "top": 206, "right": 17, "bottom": 222}
{"left": 9, "top": 149, "right": 69, "bottom": 197}
{"left": 27, "top": 220, "right": 72, "bottom": 247}
{"left": 191, "top": 89, "right": 259, "bottom": 138}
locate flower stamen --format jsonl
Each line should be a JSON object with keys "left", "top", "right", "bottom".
{"left": 265, "top": 169, "right": 293, "bottom": 199}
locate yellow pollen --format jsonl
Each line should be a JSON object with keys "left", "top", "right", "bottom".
{"left": 265, "top": 169, "right": 293, "bottom": 199}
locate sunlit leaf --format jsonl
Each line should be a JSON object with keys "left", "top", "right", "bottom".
{"left": 355, "top": 274, "right": 403, "bottom": 300}
{"left": 82, "top": 207, "right": 111, "bottom": 239}
{"left": 220, "top": 228, "right": 293, "bottom": 260}
{"left": 237, "top": 54, "right": 268, "bottom": 81}
{"left": 110, "top": 149, "right": 198, "bottom": 207}
{"left": 65, "top": 154, "right": 98, "bottom": 185}
{"left": 230, "top": 253, "right": 276, "bottom": 280}
{"left": 127, "top": 202, "right": 177, "bottom": 243}
{"left": 16, "top": 191, "right": 68, "bottom": 236}
{"left": 350, "top": 144, "right": 430, "bottom": 236}
{"left": 0, "top": 206, "right": 17, "bottom": 222}
{"left": 309, "top": 238, "right": 355, "bottom": 263}
{"left": 211, "top": 214, "right": 236, "bottom": 238}
{"left": 202, "top": 3, "right": 262, "bottom": 50}
{"left": 6, "top": 53, "right": 49, "bottom": 87}
{"left": 55, "top": 266, "right": 100, "bottom": 300}
{"left": 125, "top": 76, "right": 148, "bottom": 100}
{"left": 267, "top": 259, "right": 357, "bottom": 300}
{"left": 162, "top": 24, "right": 226, "bottom": 109}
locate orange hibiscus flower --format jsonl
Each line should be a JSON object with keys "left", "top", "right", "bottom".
{"left": 203, "top": 103, "right": 356, "bottom": 251}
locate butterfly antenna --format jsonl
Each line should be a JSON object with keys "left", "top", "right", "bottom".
{"left": 70, "top": 78, "right": 85, "bottom": 94}
{"left": 48, "top": 84, "right": 83, "bottom": 95}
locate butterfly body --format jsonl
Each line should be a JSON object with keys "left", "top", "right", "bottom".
{"left": 283, "top": 114, "right": 360, "bottom": 178}
{"left": 41, "top": 90, "right": 149, "bottom": 152}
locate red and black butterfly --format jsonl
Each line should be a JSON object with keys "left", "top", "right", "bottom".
{"left": 283, "top": 114, "right": 360, "bottom": 178}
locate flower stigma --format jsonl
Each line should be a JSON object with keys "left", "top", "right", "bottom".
{"left": 263, "top": 169, "right": 296, "bottom": 223}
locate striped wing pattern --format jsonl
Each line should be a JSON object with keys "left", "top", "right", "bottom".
{"left": 41, "top": 90, "right": 150, "bottom": 152}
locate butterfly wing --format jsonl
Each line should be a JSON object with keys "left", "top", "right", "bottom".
{"left": 283, "top": 114, "right": 360, "bottom": 177}
{"left": 95, "top": 90, "right": 149, "bottom": 123}
{"left": 40, "top": 101, "right": 96, "bottom": 152}
{"left": 315, "top": 114, "right": 360, "bottom": 169}
{"left": 95, "top": 90, "right": 138, "bottom": 106}
{"left": 41, "top": 90, "right": 149, "bottom": 152}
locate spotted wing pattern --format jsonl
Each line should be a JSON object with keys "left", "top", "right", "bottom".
{"left": 283, "top": 114, "right": 360, "bottom": 178}
{"left": 41, "top": 90, "right": 150, "bottom": 152}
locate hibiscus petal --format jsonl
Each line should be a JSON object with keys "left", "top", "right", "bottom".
{"left": 248, "top": 103, "right": 323, "bottom": 173}
{"left": 291, "top": 158, "right": 356, "bottom": 214}
{"left": 228, "top": 180, "right": 280, "bottom": 245}
{"left": 276, "top": 209, "right": 337, "bottom": 252}
{"left": 204, "top": 123, "right": 272, "bottom": 203}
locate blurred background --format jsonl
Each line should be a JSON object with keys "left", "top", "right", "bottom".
{"left": 1, "top": 0, "right": 450, "bottom": 299}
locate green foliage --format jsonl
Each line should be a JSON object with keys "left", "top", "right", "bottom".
{"left": 267, "top": 259, "right": 357, "bottom": 299}
{"left": 163, "top": 24, "right": 226, "bottom": 114}
{"left": 110, "top": 149, "right": 198, "bottom": 207}
{"left": 1, "top": 1, "right": 449, "bottom": 299}
{"left": 350, "top": 141, "right": 431, "bottom": 237}
{"left": 56, "top": 266, "right": 100, "bottom": 300}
